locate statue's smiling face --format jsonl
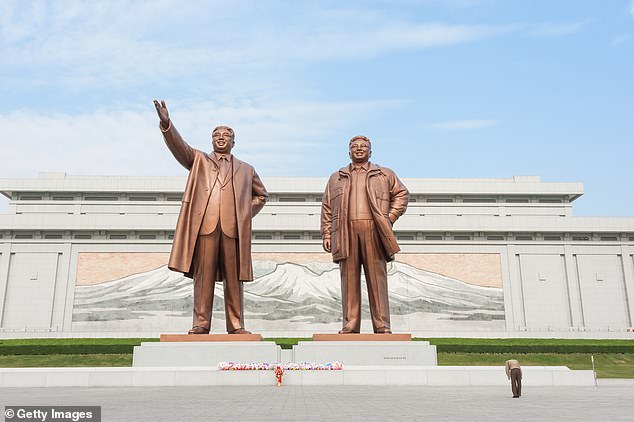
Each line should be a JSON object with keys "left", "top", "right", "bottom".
{"left": 349, "top": 138, "right": 371, "bottom": 164}
{"left": 212, "top": 127, "right": 235, "bottom": 154}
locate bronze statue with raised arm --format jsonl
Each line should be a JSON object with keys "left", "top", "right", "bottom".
{"left": 321, "top": 135, "right": 409, "bottom": 334}
{"left": 153, "top": 100, "right": 268, "bottom": 334}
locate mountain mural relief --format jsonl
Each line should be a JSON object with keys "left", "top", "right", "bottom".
{"left": 72, "top": 254, "right": 505, "bottom": 332}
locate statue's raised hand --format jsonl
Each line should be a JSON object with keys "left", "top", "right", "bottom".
{"left": 153, "top": 99, "right": 170, "bottom": 129}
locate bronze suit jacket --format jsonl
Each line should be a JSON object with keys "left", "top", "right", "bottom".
{"left": 161, "top": 122, "right": 268, "bottom": 281}
{"left": 321, "top": 162, "right": 409, "bottom": 262}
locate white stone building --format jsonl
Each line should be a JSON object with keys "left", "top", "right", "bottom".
{"left": 0, "top": 172, "right": 633, "bottom": 337}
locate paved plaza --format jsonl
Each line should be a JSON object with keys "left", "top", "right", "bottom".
{"left": 2, "top": 385, "right": 633, "bottom": 421}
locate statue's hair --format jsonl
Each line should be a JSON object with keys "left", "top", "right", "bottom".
{"left": 348, "top": 135, "right": 371, "bottom": 148}
{"left": 212, "top": 125, "right": 235, "bottom": 138}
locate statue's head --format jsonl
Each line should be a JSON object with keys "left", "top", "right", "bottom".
{"left": 212, "top": 125, "right": 235, "bottom": 154}
{"left": 348, "top": 135, "right": 372, "bottom": 164}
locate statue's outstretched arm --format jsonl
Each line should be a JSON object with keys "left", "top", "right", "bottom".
{"left": 153, "top": 99, "right": 196, "bottom": 170}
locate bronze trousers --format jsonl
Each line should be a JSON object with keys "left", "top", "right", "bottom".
{"left": 339, "top": 219, "right": 391, "bottom": 332}
{"left": 192, "top": 229, "right": 244, "bottom": 333}
{"left": 510, "top": 368, "right": 522, "bottom": 397}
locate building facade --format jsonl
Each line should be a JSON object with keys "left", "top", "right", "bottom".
{"left": 1, "top": 172, "right": 633, "bottom": 337}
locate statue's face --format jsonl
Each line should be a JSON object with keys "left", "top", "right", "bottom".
{"left": 349, "top": 139, "right": 371, "bottom": 164}
{"left": 212, "top": 128, "right": 235, "bottom": 154}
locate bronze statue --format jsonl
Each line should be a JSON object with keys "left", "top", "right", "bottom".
{"left": 153, "top": 100, "right": 268, "bottom": 334}
{"left": 321, "top": 135, "right": 409, "bottom": 334}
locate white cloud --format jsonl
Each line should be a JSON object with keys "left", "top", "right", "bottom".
{"left": 530, "top": 21, "right": 587, "bottom": 37}
{"left": 263, "top": 22, "right": 517, "bottom": 61}
{"left": 0, "top": 1, "right": 518, "bottom": 93}
{"left": 611, "top": 34, "right": 630, "bottom": 46}
{"left": 430, "top": 119, "right": 497, "bottom": 130}
{"left": 0, "top": 1, "right": 215, "bottom": 88}
{"left": 0, "top": 98, "right": 404, "bottom": 178}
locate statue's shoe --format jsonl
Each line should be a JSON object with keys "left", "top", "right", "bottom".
{"left": 374, "top": 327, "right": 392, "bottom": 334}
{"left": 229, "top": 328, "right": 252, "bottom": 334}
{"left": 188, "top": 326, "right": 210, "bottom": 334}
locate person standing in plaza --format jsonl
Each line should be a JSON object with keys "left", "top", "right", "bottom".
{"left": 505, "top": 359, "right": 522, "bottom": 397}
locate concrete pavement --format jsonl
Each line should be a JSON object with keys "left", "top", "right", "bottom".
{"left": 2, "top": 385, "right": 633, "bottom": 421}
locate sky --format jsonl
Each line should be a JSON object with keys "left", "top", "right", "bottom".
{"left": 0, "top": 0, "right": 633, "bottom": 216}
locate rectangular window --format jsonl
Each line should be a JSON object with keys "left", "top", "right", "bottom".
{"left": 254, "top": 234, "right": 273, "bottom": 240}
{"left": 505, "top": 198, "right": 529, "bottom": 203}
{"left": 168, "top": 234, "right": 175, "bottom": 240}
{"left": 539, "top": 199, "right": 563, "bottom": 203}
{"left": 408, "top": 198, "right": 417, "bottom": 203}
{"left": 572, "top": 236, "right": 590, "bottom": 241}
{"left": 515, "top": 235, "right": 533, "bottom": 241}
{"left": 279, "top": 197, "right": 306, "bottom": 202}
{"left": 129, "top": 196, "right": 157, "bottom": 201}
{"left": 425, "top": 235, "right": 443, "bottom": 240}
{"left": 14, "top": 234, "right": 33, "bottom": 239}
{"left": 397, "top": 235, "right": 415, "bottom": 241}
{"left": 20, "top": 195, "right": 42, "bottom": 200}
{"left": 109, "top": 234, "right": 128, "bottom": 240}
{"left": 463, "top": 198, "right": 496, "bottom": 203}
{"left": 74, "top": 234, "right": 92, "bottom": 239}
{"left": 600, "top": 236, "right": 618, "bottom": 241}
{"left": 311, "top": 234, "right": 322, "bottom": 239}
{"left": 167, "top": 195, "right": 183, "bottom": 201}
{"left": 544, "top": 235, "right": 562, "bottom": 241}
{"left": 426, "top": 198, "right": 453, "bottom": 203}
{"left": 139, "top": 234, "right": 157, "bottom": 239}
{"left": 52, "top": 196, "right": 74, "bottom": 201}
{"left": 44, "top": 234, "right": 63, "bottom": 239}
{"left": 85, "top": 196, "right": 118, "bottom": 201}
{"left": 454, "top": 235, "right": 471, "bottom": 240}
{"left": 283, "top": 234, "right": 301, "bottom": 240}
{"left": 487, "top": 235, "right": 505, "bottom": 241}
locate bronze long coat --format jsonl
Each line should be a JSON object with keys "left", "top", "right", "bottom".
{"left": 320, "top": 162, "right": 409, "bottom": 262}
{"left": 161, "top": 122, "right": 268, "bottom": 281}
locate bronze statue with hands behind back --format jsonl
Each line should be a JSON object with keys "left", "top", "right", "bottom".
{"left": 153, "top": 100, "right": 268, "bottom": 335}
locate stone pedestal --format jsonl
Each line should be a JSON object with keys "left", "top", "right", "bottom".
{"left": 160, "top": 334, "right": 262, "bottom": 342}
{"left": 293, "top": 341, "right": 437, "bottom": 366}
{"left": 313, "top": 333, "right": 412, "bottom": 341}
{"left": 0, "top": 365, "right": 596, "bottom": 387}
{"left": 132, "top": 341, "right": 280, "bottom": 367}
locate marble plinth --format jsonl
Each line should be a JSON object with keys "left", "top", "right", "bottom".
{"left": 312, "top": 333, "right": 412, "bottom": 341}
{"left": 132, "top": 341, "right": 280, "bottom": 367}
{"left": 293, "top": 341, "right": 437, "bottom": 366}
{"left": 0, "top": 366, "right": 597, "bottom": 387}
{"left": 160, "top": 334, "right": 262, "bottom": 342}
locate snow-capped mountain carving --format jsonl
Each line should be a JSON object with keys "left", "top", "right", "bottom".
{"left": 73, "top": 261, "right": 504, "bottom": 324}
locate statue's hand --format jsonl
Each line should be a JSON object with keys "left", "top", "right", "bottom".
{"left": 153, "top": 99, "right": 170, "bottom": 129}
{"left": 322, "top": 239, "right": 331, "bottom": 253}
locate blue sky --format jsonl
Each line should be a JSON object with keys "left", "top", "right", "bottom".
{"left": 1, "top": 0, "right": 633, "bottom": 216}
